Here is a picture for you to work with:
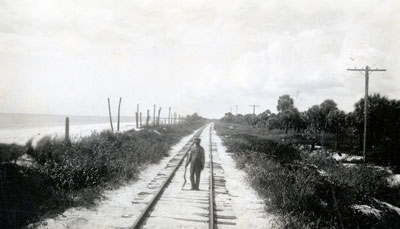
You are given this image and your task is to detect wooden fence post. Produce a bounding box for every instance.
[136,104,139,128]
[135,112,138,128]
[117,97,122,132]
[108,98,114,132]
[153,104,156,126]
[168,107,171,125]
[139,112,142,128]
[146,109,150,126]
[157,107,162,126]
[65,117,70,143]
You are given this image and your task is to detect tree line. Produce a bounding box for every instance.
[221,94,400,167]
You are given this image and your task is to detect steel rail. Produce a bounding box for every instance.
[208,123,215,229]
[130,124,207,229]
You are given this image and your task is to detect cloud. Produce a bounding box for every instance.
[0,0,399,118]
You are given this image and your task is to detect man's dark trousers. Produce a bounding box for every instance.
[190,163,202,190]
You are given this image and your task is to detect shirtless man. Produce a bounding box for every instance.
[185,138,205,190]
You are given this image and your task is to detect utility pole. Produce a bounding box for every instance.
[235,105,238,115]
[347,65,386,163]
[249,105,259,115]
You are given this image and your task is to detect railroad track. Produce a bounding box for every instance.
[129,123,236,229]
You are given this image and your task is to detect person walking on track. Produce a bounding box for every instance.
[185,137,205,190]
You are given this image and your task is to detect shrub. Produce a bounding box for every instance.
[0,143,25,163]
[0,163,68,228]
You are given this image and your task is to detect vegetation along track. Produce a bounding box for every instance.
[130,123,237,229]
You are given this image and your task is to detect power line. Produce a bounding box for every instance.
[347,65,386,163]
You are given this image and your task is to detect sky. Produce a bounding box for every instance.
[0,0,399,118]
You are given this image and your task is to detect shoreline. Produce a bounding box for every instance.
[0,121,138,145]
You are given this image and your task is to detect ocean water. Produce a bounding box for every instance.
[0,113,137,145]
[0,113,135,129]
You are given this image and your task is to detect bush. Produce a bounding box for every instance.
[0,143,25,163]
[0,163,68,228]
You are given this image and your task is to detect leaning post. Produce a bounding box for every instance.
[108,98,114,132]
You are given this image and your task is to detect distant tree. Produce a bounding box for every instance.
[326,109,346,150]
[266,114,281,130]
[290,108,306,132]
[352,94,397,149]
[319,99,338,131]
[186,113,203,123]
[259,109,272,121]
[277,95,294,112]
[221,112,234,123]
[233,114,245,124]
[305,100,339,133]
[279,108,301,133]
[276,95,304,133]
[244,114,258,127]
[255,109,272,127]
[349,94,400,167]
[305,105,322,134]
[297,112,309,132]
[320,100,338,115]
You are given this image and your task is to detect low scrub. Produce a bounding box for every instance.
[215,121,400,229]
[0,143,26,163]
[0,119,205,228]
